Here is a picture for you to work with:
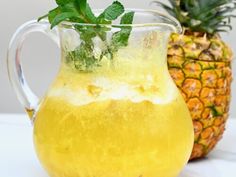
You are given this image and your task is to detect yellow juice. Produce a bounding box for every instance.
[33,53,193,177]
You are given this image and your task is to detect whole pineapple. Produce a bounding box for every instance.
[154,0,235,160]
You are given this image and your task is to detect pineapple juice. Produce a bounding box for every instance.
[33,47,193,177]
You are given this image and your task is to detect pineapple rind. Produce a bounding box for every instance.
[168,33,233,160]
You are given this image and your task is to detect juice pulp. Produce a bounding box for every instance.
[33,56,193,177]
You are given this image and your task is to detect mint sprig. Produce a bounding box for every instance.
[39,0,134,71]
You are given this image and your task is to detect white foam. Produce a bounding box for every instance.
[48,81,177,106]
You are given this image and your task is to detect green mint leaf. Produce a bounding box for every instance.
[85,3,97,23]
[111,11,135,49]
[75,25,97,42]
[61,2,78,13]
[75,0,87,13]
[76,0,87,12]
[56,0,73,6]
[73,1,96,24]
[48,7,62,24]
[51,12,79,28]
[98,1,125,21]
[112,29,130,48]
[120,11,135,24]
[67,43,100,71]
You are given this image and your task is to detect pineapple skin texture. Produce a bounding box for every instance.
[167,32,233,160]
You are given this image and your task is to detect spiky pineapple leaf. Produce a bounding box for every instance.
[154,0,236,34]
[152,1,176,17]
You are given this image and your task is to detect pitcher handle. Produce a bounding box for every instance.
[7,20,60,120]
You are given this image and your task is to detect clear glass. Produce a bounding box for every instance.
[7,10,193,177]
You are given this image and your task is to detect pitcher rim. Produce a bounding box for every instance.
[59,9,182,33]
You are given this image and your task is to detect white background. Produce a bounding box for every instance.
[0,0,235,117]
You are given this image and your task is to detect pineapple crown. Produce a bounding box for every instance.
[153,0,236,34]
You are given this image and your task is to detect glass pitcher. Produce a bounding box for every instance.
[7,10,194,177]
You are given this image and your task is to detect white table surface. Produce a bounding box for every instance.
[0,114,235,177]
